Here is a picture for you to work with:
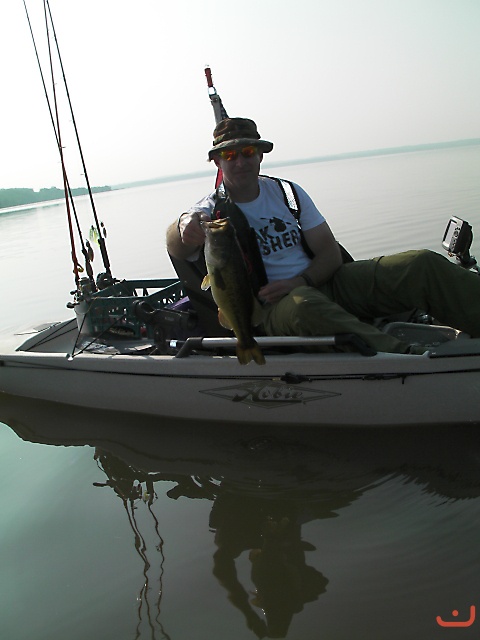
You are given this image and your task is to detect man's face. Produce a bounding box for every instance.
[213,145,263,187]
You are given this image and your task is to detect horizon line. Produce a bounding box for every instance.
[112,137,480,190]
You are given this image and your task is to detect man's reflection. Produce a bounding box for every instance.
[209,492,329,638]
[166,472,361,639]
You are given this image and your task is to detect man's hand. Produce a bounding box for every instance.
[167,211,209,259]
[258,277,305,304]
[177,212,209,247]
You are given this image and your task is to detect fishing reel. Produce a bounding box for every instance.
[133,300,198,353]
[442,216,477,269]
[96,272,117,290]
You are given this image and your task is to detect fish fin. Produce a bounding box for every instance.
[251,297,264,327]
[301,541,317,551]
[200,275,211,291]
[236,341,266,366]
[252,344,266,365]
[218,308,233,330]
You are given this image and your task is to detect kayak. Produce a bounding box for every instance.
[1,275,479,427]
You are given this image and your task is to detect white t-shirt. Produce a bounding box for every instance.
[188,176,325,281]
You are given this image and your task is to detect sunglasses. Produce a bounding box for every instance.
[219,145,258,162]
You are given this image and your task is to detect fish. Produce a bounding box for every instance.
[200,218,265,365]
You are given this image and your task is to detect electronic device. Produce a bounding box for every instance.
[442,216,476,267]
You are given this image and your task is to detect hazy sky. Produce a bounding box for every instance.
[1,0,479,189]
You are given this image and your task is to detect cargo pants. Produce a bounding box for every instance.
[261,250,480,353]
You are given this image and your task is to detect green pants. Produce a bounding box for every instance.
[262,250,480,353]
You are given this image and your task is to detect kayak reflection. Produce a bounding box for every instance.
[1,393,480,639]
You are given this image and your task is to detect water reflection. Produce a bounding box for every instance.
[1,393,480,639]
[208,480,329,638]
[91,441,357,638]
[93,450,171,640]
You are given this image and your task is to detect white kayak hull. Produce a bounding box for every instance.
[1,319,480,427]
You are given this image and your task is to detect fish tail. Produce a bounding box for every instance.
[236,340,266,366]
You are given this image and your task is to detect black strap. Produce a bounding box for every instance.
[261,175,301,220]
[259,175,315,259]
[261,175,353,263]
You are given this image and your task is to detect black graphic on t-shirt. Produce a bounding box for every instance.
[256,218,301,256]
[262,216,287,232]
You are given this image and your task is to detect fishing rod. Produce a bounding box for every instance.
[23,0,95,286]
[204,66,228,188]
[46,0,112,278]
[42,0,81,287]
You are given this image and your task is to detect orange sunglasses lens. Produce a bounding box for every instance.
[219,145,258,161]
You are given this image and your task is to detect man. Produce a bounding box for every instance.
[166,117,480,353]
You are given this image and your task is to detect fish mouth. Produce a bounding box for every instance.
[200,218,230,230]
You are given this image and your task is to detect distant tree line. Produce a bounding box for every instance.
[0,185,112,210]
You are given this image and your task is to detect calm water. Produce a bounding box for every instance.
[1,147,480,639]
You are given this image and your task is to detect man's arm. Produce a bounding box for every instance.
[301,221,343,285]
[258,222,342,304]
[166,211,209,259]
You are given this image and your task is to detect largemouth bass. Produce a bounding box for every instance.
[201,218,265,365]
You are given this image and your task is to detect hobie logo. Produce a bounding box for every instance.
[200,381,340,409]
[436,605,476,627]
